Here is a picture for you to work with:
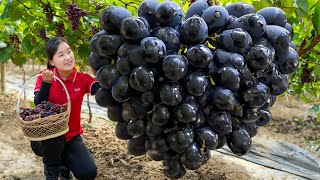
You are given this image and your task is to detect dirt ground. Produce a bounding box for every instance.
[260,96,320,157]
[0,63,319,179]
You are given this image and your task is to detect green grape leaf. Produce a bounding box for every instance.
[312,0,320,34]
[23,28,29,35]
[11,51,28,67]
[252,0,269,11]
[264,0,274,5]
[309,0,318,9]
[0,45,13,63]
[9,5,22,21]
[277,0,293,7]
[1,3,12,19]
[21,38,33,54]
[77,44,90,60]
[34,42,45,59]
[297,0,309,18]
[47,24,55,31]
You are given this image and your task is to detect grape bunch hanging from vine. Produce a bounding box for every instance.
[55,22,65,37]
[42,3,54,23]
[65,4,88,30]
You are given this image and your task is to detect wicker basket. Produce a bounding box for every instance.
[16,74,71,141]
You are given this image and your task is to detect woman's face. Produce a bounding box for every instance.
[49,42,75,73]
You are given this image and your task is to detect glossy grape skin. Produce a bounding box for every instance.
[275,47,299,74]
[211,87,236,111]
[138,0,159,28]
[99,6,132,33]
[155,1,183,27]
[185,0,209,19]
[257,7,287,27]
[179,16,208,45]
[115,121,132,140]
[207,111,233,135]
[226,127,252,156]
[129,65,155,92]
[184,72,209,96]
[162,55,188,81]
[141,37,166,64]
[153,27,181,54]
[215,67,241,91]
[187,45,213,68]
[96,65,120,89]
[225,2,255,18]
[120,17,150,43]
[160,83,183,106]
[265,25,291,53]
[201,6,229,35]
[228,13,266,39]
[111,76,132,102]
[88,52,112,71]
[218,28,252,55]
[196,127,218,150]
[243,82,271,108]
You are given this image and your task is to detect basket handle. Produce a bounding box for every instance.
[16,74,71,114]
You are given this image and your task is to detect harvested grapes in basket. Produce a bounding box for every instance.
[19,101,67,121]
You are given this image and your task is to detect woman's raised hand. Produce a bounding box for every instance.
[42,69,54,84]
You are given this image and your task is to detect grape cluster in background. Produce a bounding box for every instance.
[65,4,88,30]
[19,101,67,121]
[89,0,299,178]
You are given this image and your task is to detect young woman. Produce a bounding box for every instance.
[31,37,101,180]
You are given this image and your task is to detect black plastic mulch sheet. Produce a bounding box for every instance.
[217,138,320,180]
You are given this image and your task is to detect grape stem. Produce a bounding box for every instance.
[118,0,138,10]
[87,93,93,123]
[298,20,320,57]
[16,0,34,14]
[298,35,320,57]
[289,22,319,97]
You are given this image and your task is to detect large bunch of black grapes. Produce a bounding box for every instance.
[89,0,299,178]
